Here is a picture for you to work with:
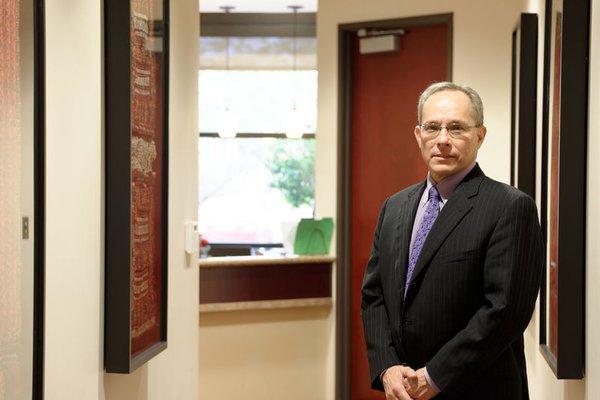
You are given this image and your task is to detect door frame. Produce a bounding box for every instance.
[335,14,453,399]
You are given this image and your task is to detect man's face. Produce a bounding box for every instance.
[414,90,486,183]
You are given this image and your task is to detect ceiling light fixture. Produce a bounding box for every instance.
[286,5,305,139]
[218,5,238,138]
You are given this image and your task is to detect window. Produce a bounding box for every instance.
[198,137,314,244]
[198,15,317,246]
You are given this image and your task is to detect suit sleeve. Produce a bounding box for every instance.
[361,197,402,391]
[426,193,544,395]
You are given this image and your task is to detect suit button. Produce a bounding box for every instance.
[403,320,413,327]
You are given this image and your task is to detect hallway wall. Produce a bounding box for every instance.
[45,1,103,397]
[44,0,199,399]
[198,307,332,400]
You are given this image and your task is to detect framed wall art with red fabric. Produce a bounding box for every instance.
[538,0,588,379]
[105,0,169,374]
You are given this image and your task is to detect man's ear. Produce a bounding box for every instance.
[414,125,423,150]
[476,125,487,148]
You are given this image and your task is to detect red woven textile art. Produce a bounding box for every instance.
[129,0,164,357]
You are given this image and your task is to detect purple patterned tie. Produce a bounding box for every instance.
[404,186,441,298]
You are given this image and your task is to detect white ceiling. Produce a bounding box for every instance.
[200,0,317,13]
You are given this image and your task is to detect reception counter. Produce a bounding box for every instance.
[198,255,335,313]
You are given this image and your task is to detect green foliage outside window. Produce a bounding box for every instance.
[267,139,315,209]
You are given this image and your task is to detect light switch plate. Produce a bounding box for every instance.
[22,217,29,239]
[184,221,198,255]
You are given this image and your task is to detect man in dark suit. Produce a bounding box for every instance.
[361,82,543,400]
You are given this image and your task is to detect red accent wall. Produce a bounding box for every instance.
[350,24,448,399]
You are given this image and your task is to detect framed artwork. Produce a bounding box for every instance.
[0,0,45,397]
[510,13,537,199]
[538,0,588,379]
[105,0,170,373]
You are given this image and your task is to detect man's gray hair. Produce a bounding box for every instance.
[417,82,484,126]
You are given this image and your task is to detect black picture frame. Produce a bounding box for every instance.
[538,0,588,379]
[510,13,537,199]
[33,0,46,396]
[104,0,170,373]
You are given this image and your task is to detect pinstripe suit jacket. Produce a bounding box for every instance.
[361,164,543,399]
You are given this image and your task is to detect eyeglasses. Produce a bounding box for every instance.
[418,122,481,139]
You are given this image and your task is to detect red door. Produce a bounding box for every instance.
[349,23,449,399]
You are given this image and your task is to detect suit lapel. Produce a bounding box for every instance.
[404,164,485,300]
[394,182,425,307]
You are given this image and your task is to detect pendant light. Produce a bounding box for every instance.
[218,5,237,138]
[286,5,304,139]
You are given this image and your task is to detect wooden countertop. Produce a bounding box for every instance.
[199,297,332,313]
[198,255,336,268]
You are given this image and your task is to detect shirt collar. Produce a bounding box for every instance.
[424,161,477,203]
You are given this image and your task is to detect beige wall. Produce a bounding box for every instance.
[198,307,332,400]
[586,2,600,396]
[44,0,199,399]
[45,0,103,397]
[523,0,600,399]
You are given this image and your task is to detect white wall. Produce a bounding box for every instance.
[523,0,600,399]
[316,1,522,398]
[586,3,600,394]
[44,0,199,398]
[45,0,103,397]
